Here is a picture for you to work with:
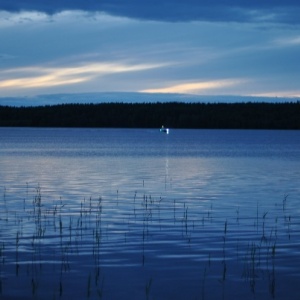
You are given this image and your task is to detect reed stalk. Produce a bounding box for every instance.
[145,278,153,300]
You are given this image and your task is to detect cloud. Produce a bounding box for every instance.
[0,53,16,60]
[274,36,300,47]
[1,5,299,99]
[141,79,243,94]
[252,91,300,98]
[0,62,166,91]
[0,0,300,24]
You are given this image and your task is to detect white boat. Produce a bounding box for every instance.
[160,126,169,134]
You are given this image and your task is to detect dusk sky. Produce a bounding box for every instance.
[1,0,300,103]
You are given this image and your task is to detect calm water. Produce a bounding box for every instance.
[0,128,300,300]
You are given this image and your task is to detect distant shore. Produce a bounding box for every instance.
[1,102,299,129]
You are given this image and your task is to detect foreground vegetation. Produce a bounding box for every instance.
[0,102,300,129]
[1,182,298,299]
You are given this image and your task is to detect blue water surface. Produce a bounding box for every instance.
[0,128,300,299]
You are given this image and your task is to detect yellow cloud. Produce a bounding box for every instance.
[251,91,300,98]
[0,76,88,89]
[0,62,164,90]
[141,79,241,94]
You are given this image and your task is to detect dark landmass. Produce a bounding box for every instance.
[0,92,293,106]
[0,102,299,129]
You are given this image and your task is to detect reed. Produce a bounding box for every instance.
[0,183,298,299]
[261,212,268,241]
[282,194,288,212]
[59,279,63,297]
[183,203,188,235]
[269,242,276,298]
[145,278,153,300]
[242,242,258,293]
[173,199,177,225]
[96,274,104,299]
[201,266,207,300]
[15,231,20,276]
[87,272,91,298]
[255,201,259,230]
[133,191,137,218]
[2,187,8,222]
[31,277,38,296]
[236,206,240,224]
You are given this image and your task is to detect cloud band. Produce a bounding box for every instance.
[0,0,299,24]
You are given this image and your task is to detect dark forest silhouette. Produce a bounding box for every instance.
[1,102,299,129]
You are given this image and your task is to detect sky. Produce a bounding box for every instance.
[1,0,300,104]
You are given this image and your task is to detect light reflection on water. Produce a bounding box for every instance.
[0,128,300,299]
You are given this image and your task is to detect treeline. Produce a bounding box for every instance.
[0,102,299,129]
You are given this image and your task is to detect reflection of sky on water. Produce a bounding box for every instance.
[1,128,300,299]
[1,128,300,204]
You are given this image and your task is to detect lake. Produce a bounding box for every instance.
[0,127,300,299]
